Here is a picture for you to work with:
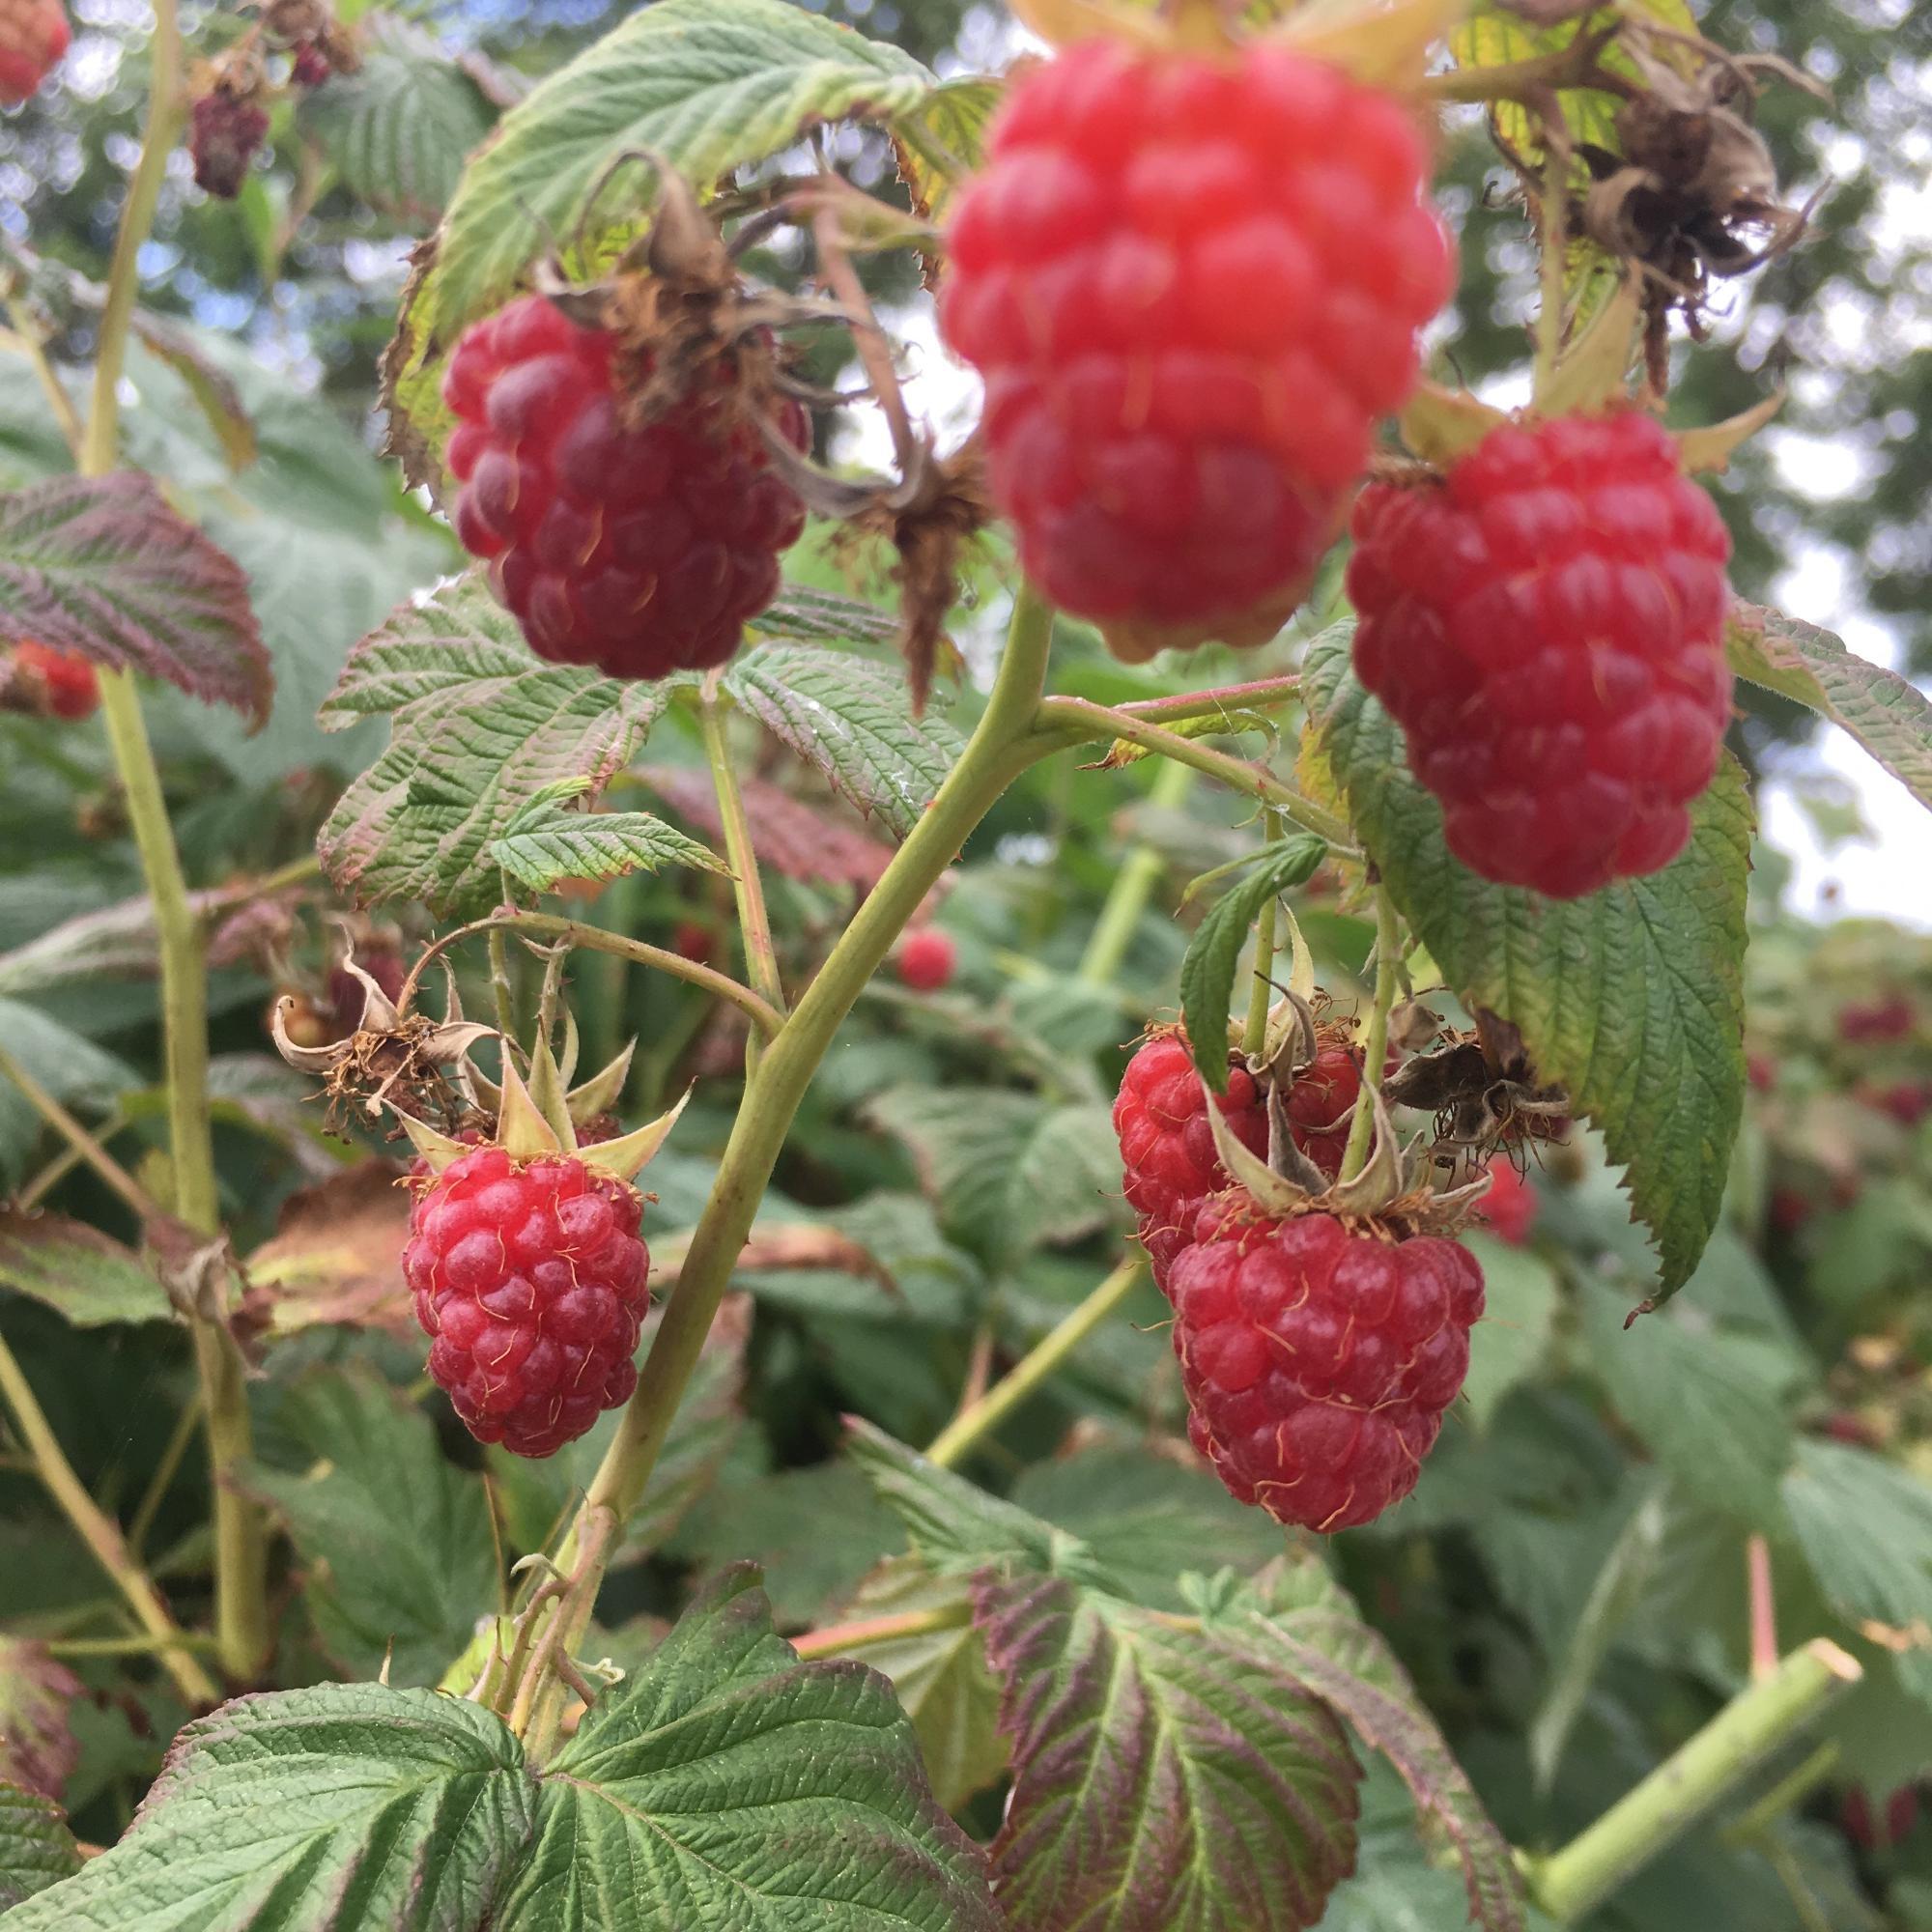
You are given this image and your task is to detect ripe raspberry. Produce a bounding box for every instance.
[940,40,1451,660]
[1350,412,1733,897]
[1838,994,1914,1044]
[442,295,808,679]
[1282,1042,1361,1179]
[0,0,68,104]
[403,1144,650,1457]
[1171,1205,1484,1530]
[189,86,270,198]
[1114,1032,1267,1289]
[896,925,956,992]
[12,639,98,719]
[1475,1162,1536,1244]
[1869,1079,1932,1128]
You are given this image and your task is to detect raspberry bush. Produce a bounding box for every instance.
[4,0,1931,1927]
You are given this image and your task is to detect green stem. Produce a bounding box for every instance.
[1242,808,1284,1057]
[1337,886,1399,1184]
[0,1334,216,1705]
[487,925,517,1037]
[0,1044,157,1223]
[1113,675,1300,725]
[1722,1741,1840,1846]
[790,1603,970,1660]
[44,1630,221,1661]
[80,0,266,1686]
[1534,139,1570,390]
[699,685,786,1072]
[128,1390,202,1562]
[925,1256,1146,1469]
[1077,758,1195,986]
[1523,1640,1861,1924]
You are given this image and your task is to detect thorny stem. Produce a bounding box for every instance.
[0,1043,159,1224]
[81,0,267,1686]
[925,1256,1147,1470]
[699,683,786,1072]
[791,1603,971,1661]
[1338,887,1400,1184]
[0,1333,216,1705]
[1077,758,1196,986]
[487,925,518,1037]
[1243,808,1284,1058]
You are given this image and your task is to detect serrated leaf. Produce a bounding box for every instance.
[1728,604,1932,815]
[317,572,671,914]
[1305,629,1749,1297]
[750,582,901,649]
[0,473,270,724]
[495,1564,999,1931]
[0,1686,535,1930]
[726,644,964,838]
[242,1368,497,1685]
[491,801,725,895]
[0,1783,81,1910]
[0,1639,80,1799]
[128,314,257,470]
[893,74,1004,224]
[0,1211,173,1327]
[976,1571,1360,1931]
[866,1086,1126,1264]
[641,763,896,891]
[300,20,497,224]
[1179,836,1327,1092]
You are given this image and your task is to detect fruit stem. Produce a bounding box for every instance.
[1338,886,1400,1184]
[1078,758,1196,986]
[1111,674,1300,726]
[80,0,268,1689]
[1522,1639,1861,1923]
[699,680,787,1071]
[924,1255,1146,1470]
[790,1602,972,1660]
[0,1041,160,1224]
[1243,808,1284,1057]
[0,1332,217,1706]
[487,924,518,1037]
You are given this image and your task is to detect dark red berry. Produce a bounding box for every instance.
[671,920,715,966]
[403,1144,650,1458]
[896,926,956,992]
[1172,1202,1483,1530]
[1349,412,1733,898]
[327,952,405,1037]
[0,0,68,104]
[13,639,98,719]
[1870,1079,1932,1127]
[1842,1782,1918,1852]
[1838,995,1915,1044]
[940,39,1451,661]
[189,87,270,198]
[441,294,808,679]
[1475,1162,1536,1245]
[1747,1051,1775,1092]
[289,40,330,86]
[1769,1186,1812,1235]
[1283,1042,1361,1179]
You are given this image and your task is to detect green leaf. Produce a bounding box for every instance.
[242,1368,497,1685]
[0,473,271,724]
[423,0,936,344]
[0,1000,136,1190]
[1728,604,1932,816]
[726,644,964,839]
[0,1639,79,1799]
[1305,628,1749,1297]
[1179,835,1326,1091]
[0,1210,173,1326]
[1782,1440,1932,1707]
[317,572,673,913]
[299,20,497,224]
[1576,1283,1794,1529]
[750,582,901,649]
[0,1686,534,1930]
[866,1086,1127,1264]
[892,74,1004,224]
[0,1783,81,1911]
[976,1571,1360,1931]
[496,1565,999,1930]
[491,798,725,895]
[1459,1234,1559,1432]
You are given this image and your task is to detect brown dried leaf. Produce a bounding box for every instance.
[0,1640,80,1801]
[242,1161,416,1340]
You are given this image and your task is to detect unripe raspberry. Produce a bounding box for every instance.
[1172,1203,1484,1530]
[12,639,98,719]
[403,1144,650,1458]
[896,925,956,992]
[189,87,270,198]
[1475,1162,1536,1244]
[1349,411,1733,898]
[442,294,808,679]
[941,39,1452,660]
[0,0,68,104]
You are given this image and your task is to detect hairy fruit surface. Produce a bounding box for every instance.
[442,294,808,679]
[940,38,1451,661]
[1349,411,1733,898]
[403,1144,650,1458]
[0,0,68,104]
[1172,1205,1484,1530]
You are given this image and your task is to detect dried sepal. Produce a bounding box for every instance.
[1264,1081,1339,1195]
[1675,391,1781,473]
[1397,381,1509,467]
[1322,1087,1404,1218]
[1207,1093,1315,1217]
[578,1085,692,1186]
[567,1038,638,1126]
[395,1111,469,1175]
[1533,272,1643,416]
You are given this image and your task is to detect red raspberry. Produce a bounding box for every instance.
[1171,1204,1484,1530]
[289,40,331,86]
[1282,1042,1361,1179]
[1871,1080,1932,1128]
[403,1144,650,1458]
[0,0,68,104]
[671,920,715,966]
[1838,995,1915,1044]
[1349,412,1733,898]
[1475,1162,1536,1245]
[1114,1033,1267,1290]
[940,39,1451,661]
[189,87,270,198]
[896,925,956,992]
[13,639,98,719]
[442,295,808,679]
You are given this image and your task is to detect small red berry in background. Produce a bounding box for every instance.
[441,294,808,679]
[0,0,69,105]
[1747,1051,1776,1092]
[1283,1043,1362,1179]
[1837,994,1915,1044]
[1172,1202,1484,1531]
[403,1144,650,1458]
[1841,1782,1919,1852]
[671,921,715,966]
[940,39,1451,661]
[1869,1079,1932,1127]
[1769,1186,1813,1235]
[188,85,270,198]
[1349,412,1733,898]
[1475,1163,1537,1245]
[12,639,99,720]
[289,39,331,87]
[896,925,956,992]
